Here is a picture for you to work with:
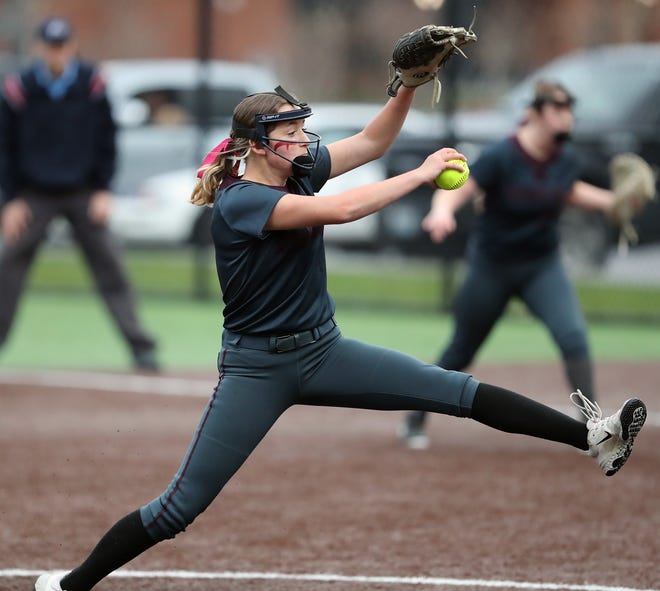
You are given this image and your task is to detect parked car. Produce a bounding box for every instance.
[103,59,278,195]
[110,102,442,247]
[91,58,275,247]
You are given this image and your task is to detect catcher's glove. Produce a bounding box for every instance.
[386,15,477,103]
[607,153,657,251]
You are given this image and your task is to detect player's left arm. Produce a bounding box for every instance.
[324,87,416,179]
[89,67,117,195]
[565,180,613,213]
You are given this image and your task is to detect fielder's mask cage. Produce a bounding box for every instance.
[232,86,321,178]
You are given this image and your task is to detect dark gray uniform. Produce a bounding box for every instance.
[52,138,602,591]
[139,146,480,540]
[406,136,593,433]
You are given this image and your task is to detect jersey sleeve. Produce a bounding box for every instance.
[220,182,287,238]
[218,146,330,237]
[469,139,508,193]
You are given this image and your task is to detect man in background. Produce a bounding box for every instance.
[0,16,159,370]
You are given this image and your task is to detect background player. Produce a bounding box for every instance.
[400,80,630,450]
[34,81,646,591]
[0,16,158,370]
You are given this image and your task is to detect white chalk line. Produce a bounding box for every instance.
[1,568,658,591]
[0,369,658,427]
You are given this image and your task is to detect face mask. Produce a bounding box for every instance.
[232,86,321,177]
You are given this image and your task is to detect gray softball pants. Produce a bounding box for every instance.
[439,250,592,389]
[0,189,155,356]
[406,249,593,431]
[140,324,479,541]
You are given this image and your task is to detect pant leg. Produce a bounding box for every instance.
[0,193,60,346]
[140,346,297,541]
[409,254,513,429]
[63,191,156,356]
[300,330,586,451]
[299,329,479,417]
[520,253,594,399]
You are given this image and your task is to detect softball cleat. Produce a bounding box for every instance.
[571,389,647,476]
[34,572,65,591]
[397,422,430,450]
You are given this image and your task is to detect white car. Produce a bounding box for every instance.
[110,102,443,247]
[111,168,205,245]
[102,59,277,196]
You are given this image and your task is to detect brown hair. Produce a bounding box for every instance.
[529,79,575,112]
[190,92,290,206]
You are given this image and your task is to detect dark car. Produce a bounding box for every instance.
[383,43,660,267]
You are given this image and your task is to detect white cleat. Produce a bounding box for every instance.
[571,389,647,476]
[397,423,430,450]
[34,572,65,591]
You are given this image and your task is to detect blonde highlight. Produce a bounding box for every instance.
[189,91,292,206]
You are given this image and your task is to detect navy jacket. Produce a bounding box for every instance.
[0,59,116,203]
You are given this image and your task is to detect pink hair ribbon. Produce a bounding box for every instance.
[196,138,232,178]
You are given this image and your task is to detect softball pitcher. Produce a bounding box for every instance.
[34,84,647,591]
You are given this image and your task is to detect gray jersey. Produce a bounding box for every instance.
[211,146,334,334]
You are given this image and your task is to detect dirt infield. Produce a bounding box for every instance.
[1,361,658,591]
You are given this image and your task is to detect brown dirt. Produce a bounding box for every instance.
[1,361,658,591]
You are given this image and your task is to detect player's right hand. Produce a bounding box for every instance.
[1,198,32,243]
[419,147,466,186]
[421,204,456,243]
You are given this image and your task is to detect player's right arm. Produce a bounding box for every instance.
[265,147,465,231]
[422,178,480,243]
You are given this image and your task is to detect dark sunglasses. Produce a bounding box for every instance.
[533,95,576,110]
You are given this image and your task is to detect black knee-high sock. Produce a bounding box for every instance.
[471,383,589,450]
[60,510,157,591]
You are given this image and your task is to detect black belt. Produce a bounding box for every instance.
[225,317,337,353]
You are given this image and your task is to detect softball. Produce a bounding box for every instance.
[434,159,469,190]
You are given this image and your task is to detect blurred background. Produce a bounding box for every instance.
[0,0,659,369]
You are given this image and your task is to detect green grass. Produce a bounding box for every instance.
[1,290,658,371]
[25,246,660,321]
[1,246,656,370]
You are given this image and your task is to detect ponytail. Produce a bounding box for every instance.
[190,90,290,206]
[190,138,250,206]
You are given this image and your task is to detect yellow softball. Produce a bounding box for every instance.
[434,158,469,190]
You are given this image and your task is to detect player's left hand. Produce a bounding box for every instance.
[386,18,477,103]
[422,203,457,243]
[0,198,32,243]
[608,153,657,248]
[88,190,114,225]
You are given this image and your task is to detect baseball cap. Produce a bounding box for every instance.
[36,16,73,44]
